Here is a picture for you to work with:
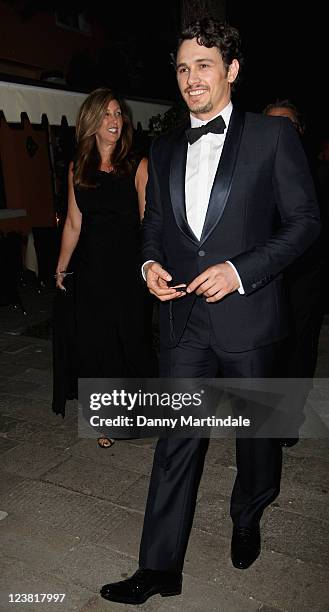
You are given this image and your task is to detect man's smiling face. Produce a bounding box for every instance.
[176,37,239,121]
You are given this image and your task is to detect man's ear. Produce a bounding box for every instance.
[227,59,239,84]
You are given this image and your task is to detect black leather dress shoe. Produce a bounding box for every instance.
[231,524,261,570]
[100,568,182,605]
[278,437,299,448]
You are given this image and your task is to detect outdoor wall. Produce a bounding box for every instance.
[0,2,105,81]
[0,116,54,234]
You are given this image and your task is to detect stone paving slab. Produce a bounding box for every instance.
[11,349,52,370]
[0,394,76,425]
[70,439,157,475]
[156,574,262,612]
[183,528,329,611]
[19,384,53,401]
[125,438,157,448]
[0,362,32,378]
[22,422,80,449]
[257,607,285,612]
[0,558,93,612]
[79,595,161,612]
[78,575,264,612]
[197,462,237,499]
[0,437,22,454]
[0,514,82,574]
[0,413,26,433]
[0,441,68,478]
[43,456,143,502]
[291,455,329,492]
[0,376,44,396]
[0,350,17,364]
[279,452,312,483]
[0,413,50,442]
[203,439,236,467]
[310,383,329,399]
[0,393,12,410]
[96,510,144,557]
[300,402,329,438]
[272,479,329,522]
[0,469,26,496]
[1,340,34,354]
[192,490,232,539]
[52,545,164,611]
[114,474,150,513]
[285,437,329,459]
[11,367,52,385]
[0,478,137,545]
[262,507,329,565]
[52,543,138,593]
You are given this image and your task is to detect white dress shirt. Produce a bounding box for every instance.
[186,103,231,238]
[185,102,243,293]
[143,101,244,293]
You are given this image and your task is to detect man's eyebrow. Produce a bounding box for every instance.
[176,58,215,69]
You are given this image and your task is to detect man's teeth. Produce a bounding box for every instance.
[189,90,206,96]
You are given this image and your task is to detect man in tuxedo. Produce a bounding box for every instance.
[263,100,324,382]
[101,19,320,605]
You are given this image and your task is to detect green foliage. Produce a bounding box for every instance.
[148,101,189,136]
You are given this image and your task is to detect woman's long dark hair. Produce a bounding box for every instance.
[74,88,133,188]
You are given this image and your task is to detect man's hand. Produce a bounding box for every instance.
[186,262,239,302]
[145,262,186,301]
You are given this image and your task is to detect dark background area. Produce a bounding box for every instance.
[81,0,327,148]
[226,2,328,148]
[3,1,328,146]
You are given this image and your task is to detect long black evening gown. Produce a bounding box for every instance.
[52,159,157,416]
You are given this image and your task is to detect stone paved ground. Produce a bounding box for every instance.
[0,284,329,612]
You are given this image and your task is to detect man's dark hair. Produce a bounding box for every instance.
[176,18,243,83]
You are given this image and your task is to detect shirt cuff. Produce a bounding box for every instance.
[226,261,245,294]
[141,260,155,281]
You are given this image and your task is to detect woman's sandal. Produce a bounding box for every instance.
[97,437,115,449]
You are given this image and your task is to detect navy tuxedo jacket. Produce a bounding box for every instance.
[142,109,321,351]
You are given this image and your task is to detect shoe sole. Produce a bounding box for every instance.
[100,587,182,604]
[160,588,182,597]
[231,549,260,570]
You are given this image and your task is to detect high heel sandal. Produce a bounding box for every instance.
[97,437,115,448]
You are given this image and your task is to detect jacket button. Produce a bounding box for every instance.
[251,283,257,289]
[198,250,205,257]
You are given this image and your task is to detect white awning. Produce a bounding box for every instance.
[0,80,171,129]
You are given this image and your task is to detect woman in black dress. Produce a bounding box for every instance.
[53,88,157,444]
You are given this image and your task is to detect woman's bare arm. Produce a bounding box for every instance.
[55,162,82,289]
[135,157,148,221]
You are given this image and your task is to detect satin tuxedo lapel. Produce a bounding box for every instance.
[169,124,200,245]
[200,109,245,245]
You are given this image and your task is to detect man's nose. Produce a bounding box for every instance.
[187,68,201,85]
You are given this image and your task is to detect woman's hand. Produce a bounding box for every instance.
[55,270,67,291]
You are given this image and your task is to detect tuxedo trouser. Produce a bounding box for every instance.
[139,297,282,571]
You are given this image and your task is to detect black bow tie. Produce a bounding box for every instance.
[185,115,226,145]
